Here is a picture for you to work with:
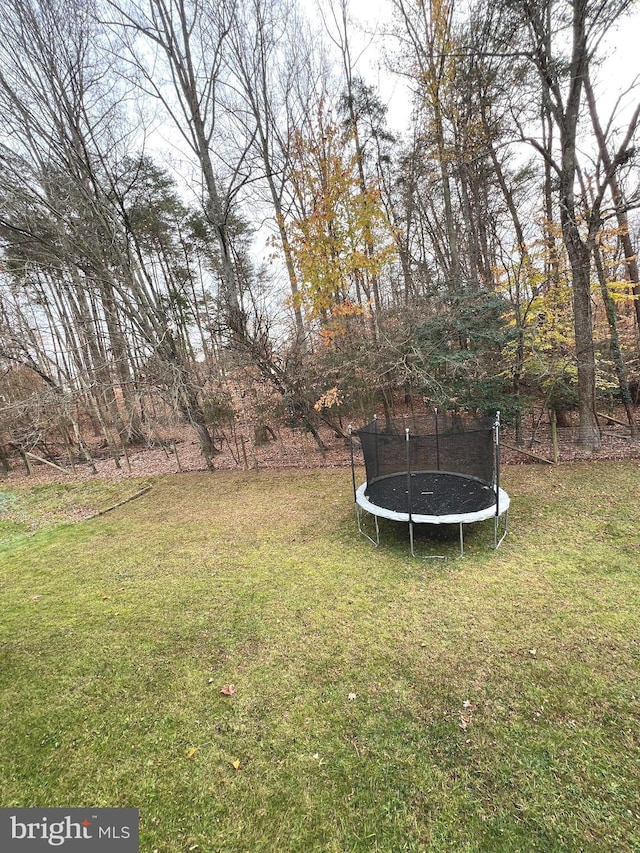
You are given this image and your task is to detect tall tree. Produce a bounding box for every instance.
[392,0,464,294]
[506,0,638,450]
[287,111,396,328]
[226,0,316,347]
[105,0,248,338]
[0,0,226,466]
[583,73,640,339]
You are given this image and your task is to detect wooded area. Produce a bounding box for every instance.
[1,0,639,475]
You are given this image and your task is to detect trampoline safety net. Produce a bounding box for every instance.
[355,413,498,517]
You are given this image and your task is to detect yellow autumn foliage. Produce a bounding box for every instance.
[287,118,397,326]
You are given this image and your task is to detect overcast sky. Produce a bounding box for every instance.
[342,0,640,136]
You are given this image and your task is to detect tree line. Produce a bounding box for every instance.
[0,0,638,474]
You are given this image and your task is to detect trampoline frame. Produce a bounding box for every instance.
[349,412,510,557]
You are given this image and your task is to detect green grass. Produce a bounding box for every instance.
[1,462,639,852]
[0,478,153,550]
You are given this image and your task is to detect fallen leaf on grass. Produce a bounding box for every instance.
[231,759,240,770]
[459,700,473,731]
[220,684,235,696]
[186,747,198,759]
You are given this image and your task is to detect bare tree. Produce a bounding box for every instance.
[103,0,252,338]
[391,0,464,295]
[506,0,638,450]
[584,74,640,339]
[0,0,226,467]
[225,0,318,347]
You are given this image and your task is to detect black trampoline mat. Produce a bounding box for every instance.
[365,471,496,516]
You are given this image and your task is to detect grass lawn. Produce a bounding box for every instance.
[1,462,639,852]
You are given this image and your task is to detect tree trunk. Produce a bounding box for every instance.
[593,238,636,434]
[584,75,640,340]
[563,224,600,449]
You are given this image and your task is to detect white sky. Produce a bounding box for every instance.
[343,0,640,136]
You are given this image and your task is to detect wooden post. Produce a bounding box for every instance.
[240,434,249,470]
[550,409,559,463]
[61,430,77,474]
[20,451,33,476]
[171,439,183,472]
[120,440,132,474]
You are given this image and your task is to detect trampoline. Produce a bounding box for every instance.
[349,411,510,556]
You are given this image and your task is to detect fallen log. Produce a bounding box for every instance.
[85,485,152,520]
[25,451,71,475]
[596,412,633,430]
[501,441,555,465]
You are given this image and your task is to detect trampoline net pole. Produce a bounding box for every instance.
[494,411,501,518]
[373,414,379,481]
[405,427,413,554]
[348,425,357,504]
[352,412,509,558]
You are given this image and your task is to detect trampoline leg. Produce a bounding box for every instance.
[407,523,447,560]
[494,510,509,549]
[355,504,380,548]
[459,523,464,557]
